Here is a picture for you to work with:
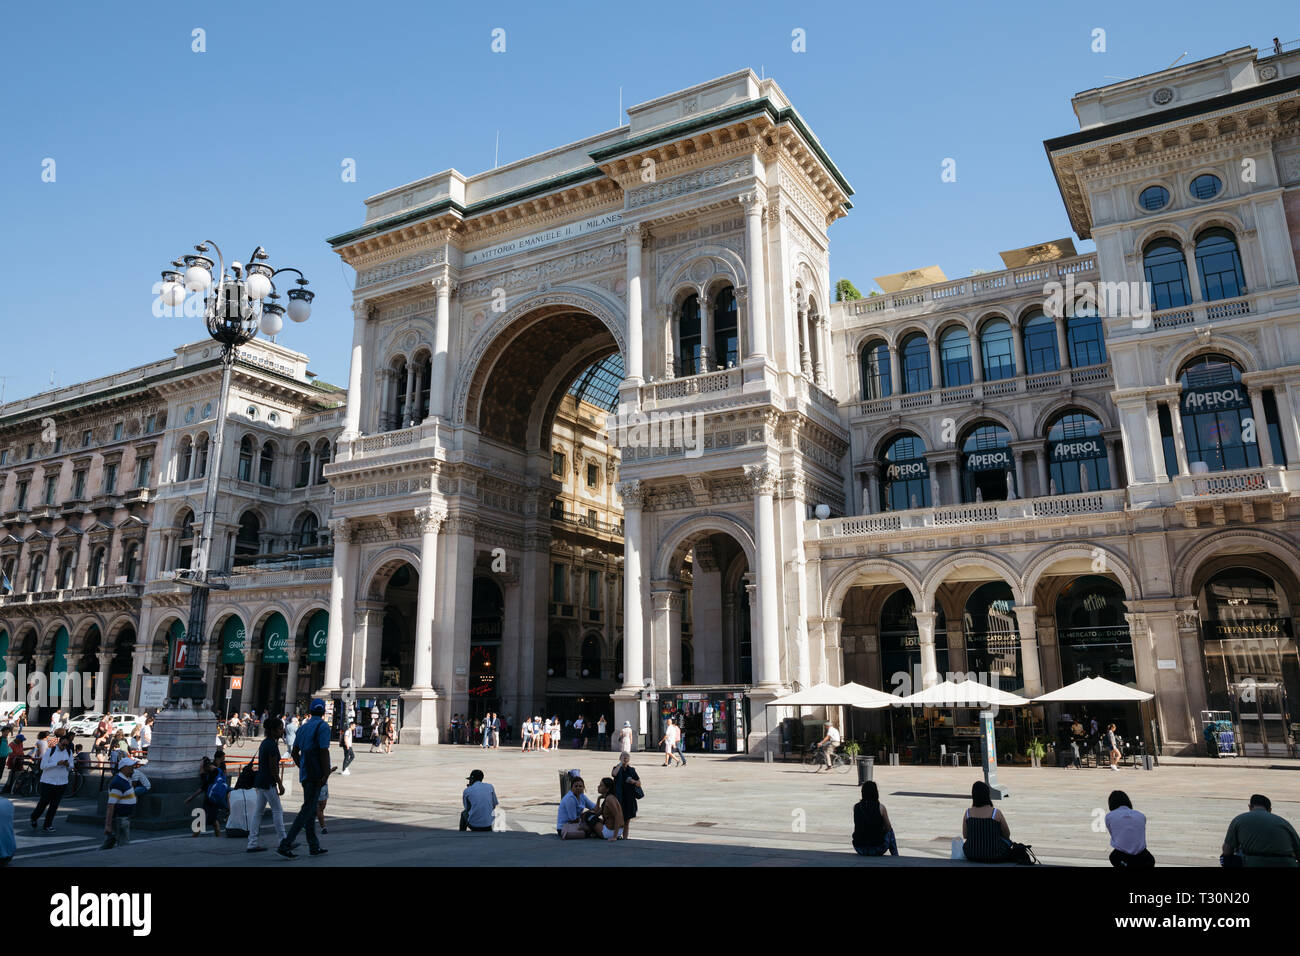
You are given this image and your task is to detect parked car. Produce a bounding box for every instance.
[109,714,144,737]
[66,711,105,735]
[0,702,28,730]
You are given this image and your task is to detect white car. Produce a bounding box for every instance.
[109,714,143,736]
[66,712,105,735]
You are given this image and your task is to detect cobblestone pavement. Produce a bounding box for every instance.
[10,743,1298,866]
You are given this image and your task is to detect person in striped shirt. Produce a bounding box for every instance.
[101,756,139,849]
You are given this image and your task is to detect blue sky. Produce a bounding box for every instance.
[1,1,1294,399]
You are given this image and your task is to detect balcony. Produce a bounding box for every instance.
[0,582,143,609]
[1172,467,1287,499]
[812,488,1130,539]
[550,509,624,539]
[640,367,742,406]
[336,420,442,466]
[1147,294,1253,332]
[851,364,1112,418]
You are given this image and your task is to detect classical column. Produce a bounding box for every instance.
[242,645,260,716]
[403,362,416,425]
[699,293,713,371]
[812,313,827,387]
[664,303,678,379]
[342,302,368,439]
[323,518,351,691]
[1011,324,1026,378]
[617,480,645,690]
[864,463,881,515]
[744,463,782,688]
[1248,388,1276,466]
[94,652,112,713]
[1160,399,1186,476]
[1012,605,1044,697]
[888,345,902,396]
[797,295,812,377]
[430,276,452,420]
[1104,438,1119,488]
[1146,398,1169,478]
[651,585,683,686]
[1055,317,1070,369]
[929,338,942,389]
[623,224,645,383]
[913,610,939,689]
[284,640,299,712]
[1013,451,1027,498]
[1036,447,1050,495]
[739,192,768,359]
[413,506,445,689]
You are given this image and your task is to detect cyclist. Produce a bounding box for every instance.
[815,721,842,772]
[226,714,243,746]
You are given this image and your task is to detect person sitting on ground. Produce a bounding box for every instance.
[556,776,597,839]
[1105,790,1154,867]
[853,780,899,857]
[460,769,498,832]
[594,778,625,841]
[962,780,1012,863]
[1221,793,1300,867]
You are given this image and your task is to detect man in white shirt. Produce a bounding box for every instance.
[816,722,842,771]
[1105,791,1154,866]
[460,769,498,832]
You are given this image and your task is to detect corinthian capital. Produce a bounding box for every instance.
[414,506,447,534]
[616,479,645,509]
[352,300,370,321]
[738,191,767,217]
[742,463,777,496]
[328,518,352,543]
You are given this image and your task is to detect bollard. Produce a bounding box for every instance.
[857,756,874,784]
[889,753,900,766]
[1141,755,1154,771]
[764,749,773,764]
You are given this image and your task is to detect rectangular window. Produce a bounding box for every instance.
[552,563,565,602]
[44,475,57,505]
[145,414,156,433]
[16,480,29,510]
[136,457,151,488]
[25,443,34,460]
[587,570,599,608]
[113,422,123,441]
[73,470,86,499]
[1263,389,1287,466]
[82,430,92,448]
[586,463,598,488]
[552,452,565,477]
[0,450,7,466]
[53,437,62,454]
[103,463,118,494]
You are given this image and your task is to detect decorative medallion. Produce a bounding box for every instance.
[1258,65,1278,81]
[1152,87,1174,106]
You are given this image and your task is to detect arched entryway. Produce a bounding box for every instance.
[379,563,418,688]
[469,577,503,718]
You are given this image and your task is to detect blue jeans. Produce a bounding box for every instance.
[854,830,899,856]
[282,779,323,851]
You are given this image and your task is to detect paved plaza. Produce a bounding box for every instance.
[8,742,1297,866]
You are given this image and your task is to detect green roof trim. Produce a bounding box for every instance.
[327,96,853,250]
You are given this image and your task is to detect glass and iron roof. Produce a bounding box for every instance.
[567,352,624,412]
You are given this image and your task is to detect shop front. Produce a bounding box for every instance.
[339,694,403,744]
[655,688,747,754]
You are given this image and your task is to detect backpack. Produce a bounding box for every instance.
[206,769,230,806]
[235,754,258,790]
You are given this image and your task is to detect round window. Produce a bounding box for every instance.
[1189,174,1222,201]
[1138,185,1169,211]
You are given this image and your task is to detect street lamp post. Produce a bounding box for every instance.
[158,241,313,707]
[132,242,313,814]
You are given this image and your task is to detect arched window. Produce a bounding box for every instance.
[879,589,948,683]
[124,543,141,583]
[1195,228,1246,302]
[1067,306,1106,368]
[939,326,973,387]
[899,333,931,394]
[237,436,254,482]
[960,423,1016,502]
[678,294,701,376]
[177,436,193,482]
[580,634,601,678]
[1143,238,1191,310]
[980,318,1015,381]
[176,508,194,570]
[1047,410,1109,493]
[236,512,261,558]
[295,512,319,549]
[258,441,275,487]
[860,339,892,399]
[881,434,930,511]
[963,582,1022,689]
[1022,310,1060,374]
[88,547,106,587]
[194,433,209,479]
[713,286,739,369]
[27,554,45,592]
[313,440,331,484]
[1056,576,1134,685]
[547,632,567,678]
[295,443,312,488]
[418,353,432,421]
[392,358,409,428]
[1178,354,1259,472]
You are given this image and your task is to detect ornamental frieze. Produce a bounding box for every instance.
[627,159,750,209]
[458,243,623,300]
[357,251,446,288]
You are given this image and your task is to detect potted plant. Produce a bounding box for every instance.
[1024,737,1046,768]
[843,740,862,762]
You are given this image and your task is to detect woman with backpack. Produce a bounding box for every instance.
[183,752,228,837]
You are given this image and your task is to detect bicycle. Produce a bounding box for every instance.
[12,763,39,797]
[803,744,852,774]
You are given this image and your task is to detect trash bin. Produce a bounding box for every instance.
[559,769,579,800]
[857,756,874,784]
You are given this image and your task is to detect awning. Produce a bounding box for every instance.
[1032,676,1153,703]
[896,679,1031,708]
[842,681,900,710]
[764,682,859,707]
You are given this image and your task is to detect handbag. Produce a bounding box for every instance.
[1008,842,1040,865]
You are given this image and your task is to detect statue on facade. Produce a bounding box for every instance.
[1005,470,1016,500]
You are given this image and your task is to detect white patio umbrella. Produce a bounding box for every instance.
[1032,676,1153,703]
[766,682,860,707]
[842,681,900,709]
[896,679,1031,708]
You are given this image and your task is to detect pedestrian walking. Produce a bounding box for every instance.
[597,715,609,751]
[100,756,139,849]
[618,720,633,755]
[1,734,26,794]
[610,751,641,840]
[550,716,562,751]
[852,781,899,856]
[460,769,498,832]
[31,732,73,832]
[659,719,683,767]
[384,716,396,754]
[1105,723,1121,770]
[1221,794,1300,866]
[340,722,355,775]
[278,698,332,859]
[246,717,288,854]
[573,715,584,749]
[674,721,688,765]
[481,716,491,749]
[490,712,500,749]
[1105,790,1154,866]
[140,715,153,753]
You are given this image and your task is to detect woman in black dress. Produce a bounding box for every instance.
[610,751,642,840]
